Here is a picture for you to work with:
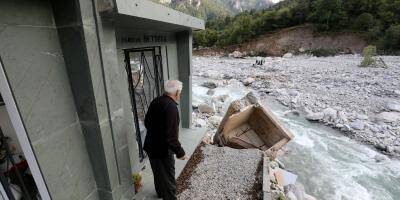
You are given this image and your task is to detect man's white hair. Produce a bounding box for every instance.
[164,80,183,94]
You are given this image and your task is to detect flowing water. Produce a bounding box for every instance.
[193,83,400,200]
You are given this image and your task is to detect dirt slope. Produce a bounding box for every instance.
[194,25,367,56]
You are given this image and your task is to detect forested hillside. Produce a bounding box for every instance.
[194,0,400,52]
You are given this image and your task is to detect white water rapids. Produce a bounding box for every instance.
[193,83,400,200]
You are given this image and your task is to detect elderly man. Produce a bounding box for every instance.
[144,80,188,200]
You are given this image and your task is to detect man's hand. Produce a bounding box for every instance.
[178,155,188,160]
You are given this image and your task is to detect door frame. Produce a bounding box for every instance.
[124,46,165,161]
[0,58,51,200]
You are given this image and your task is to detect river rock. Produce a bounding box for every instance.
[223,74,233,80]
[356,114,369,120]
[195,118,207,128]
[385,102,400,112]
[374,154,388,162]
[201,81,218,89]
[286,191,297,200]
[284,184,304,200]
[374,143,387,151]
[230,50,243,58]
[243,77,255,86]
[375,112,400,123]
[337,111,348,123]
[288,90,300,97]
[350,120,365,130]
[198,104,215,113]
[306,112,324,121]
[208,115,222,127]
[206,89,215,96]
[323,107,337,121]
[283,53,293,58]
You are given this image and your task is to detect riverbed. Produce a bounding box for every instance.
[192,55,400,200]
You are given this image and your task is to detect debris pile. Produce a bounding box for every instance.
[177,145,263,200]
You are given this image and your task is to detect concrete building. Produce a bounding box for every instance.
[0,0,204,199]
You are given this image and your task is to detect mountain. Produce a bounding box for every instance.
[152,0,276,20]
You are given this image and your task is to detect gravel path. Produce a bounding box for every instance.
[193,55,400,157]
[177,145,263,200]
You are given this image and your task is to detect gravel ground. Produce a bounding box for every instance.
[177,145,263,200]
[193,55,400,157]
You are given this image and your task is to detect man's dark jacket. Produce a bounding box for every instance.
[143,95,185,159]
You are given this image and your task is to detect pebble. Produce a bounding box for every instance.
[178,145,262,200]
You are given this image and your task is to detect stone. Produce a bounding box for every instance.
[201,81,218,89]
[385,102,400,112]
[283,53,293,58]
[284,184,304,200]
[323,107,337,121]
[350,120,365,130]
[337,111,348,123]
[375,112,400,123]
[206,89,215,96]
[356,114,369,120]
[208,116,222,127]
[305,112,324,121]
[243,77,255,86]
[288,90,300,97]
[223,74,233,80]
[374,143,387,151]
[231,50,243,58]
[374,154,388,162]
[195,118,207,128]
[198,104,215,113]
[287,191,297,200]
[284,110,301,117]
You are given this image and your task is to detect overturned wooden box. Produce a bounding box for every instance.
[214,93,294,151]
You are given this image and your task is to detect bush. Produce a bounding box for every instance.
[360,45,377,67]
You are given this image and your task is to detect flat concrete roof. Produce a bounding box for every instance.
[115,0,205,31]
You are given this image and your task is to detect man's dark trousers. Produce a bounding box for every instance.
[149,151,176,200]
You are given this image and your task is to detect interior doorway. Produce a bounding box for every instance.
[124,46,165,161]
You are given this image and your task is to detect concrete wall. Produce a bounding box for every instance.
[0,1,99,199]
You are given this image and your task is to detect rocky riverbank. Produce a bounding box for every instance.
[192,55,400,158]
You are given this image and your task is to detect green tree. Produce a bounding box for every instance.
[354,13,375,31]
[383,25,400,50]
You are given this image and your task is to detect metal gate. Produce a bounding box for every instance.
[124,47,164,161]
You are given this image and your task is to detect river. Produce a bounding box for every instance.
[193,83,400,200]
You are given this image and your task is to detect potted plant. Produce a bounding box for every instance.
[132,172,143,193]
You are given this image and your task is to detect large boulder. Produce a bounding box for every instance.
[385,102,400,112]
[198,104,215,113]
[243,77,255,86]
[350,120,365,130]
[375,112,400,123]
[201,81,218,89]
[230,50,243,58]
[306,112,324,121]
[322,107,337,121]
[283,53,293,58]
